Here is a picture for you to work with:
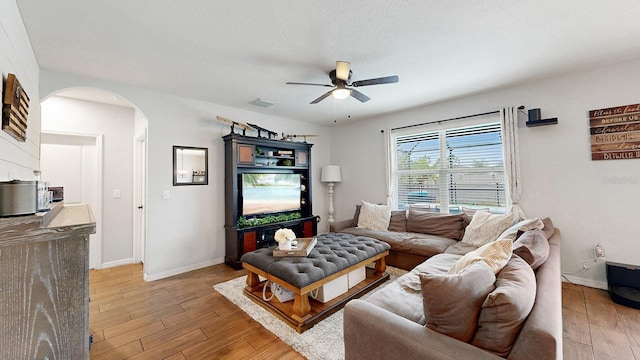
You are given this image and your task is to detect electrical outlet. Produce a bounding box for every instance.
[595,244,605,259]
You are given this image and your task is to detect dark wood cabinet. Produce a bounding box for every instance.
[223,133,318,269]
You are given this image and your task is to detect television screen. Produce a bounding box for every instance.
[242,173,301,216]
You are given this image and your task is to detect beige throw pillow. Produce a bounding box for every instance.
[420,261,496,342]
[461,211,514,247]
[448,239,513,275]
[357,201,391,231]
[472,255,536,356]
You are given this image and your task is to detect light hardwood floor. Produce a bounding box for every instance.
[90,263,640,359]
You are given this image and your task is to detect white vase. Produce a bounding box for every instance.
[279,240,292,250]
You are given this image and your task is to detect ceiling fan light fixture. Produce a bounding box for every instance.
[335,61,351,81]
[332,88,351,100]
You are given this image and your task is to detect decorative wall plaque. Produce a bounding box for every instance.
[2,73,30,142]
[589,103,640,161]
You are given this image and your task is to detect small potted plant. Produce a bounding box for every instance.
[274,228,296,250]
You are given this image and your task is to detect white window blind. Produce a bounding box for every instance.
[393,122,506,213]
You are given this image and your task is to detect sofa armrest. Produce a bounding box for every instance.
[344,299,502,360]
[330,219,353,232]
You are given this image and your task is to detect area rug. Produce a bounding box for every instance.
[213,266,406,360]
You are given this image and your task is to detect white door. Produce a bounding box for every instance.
[134,135,147,264]
[40,132,103,269]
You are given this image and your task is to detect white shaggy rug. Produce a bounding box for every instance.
[213,267,406,360]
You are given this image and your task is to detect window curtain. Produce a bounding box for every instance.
[384,127,393,206]
[500,107,526,220]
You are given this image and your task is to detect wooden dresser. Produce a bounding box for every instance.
[0,203,96,359]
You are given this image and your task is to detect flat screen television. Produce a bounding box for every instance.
[241,173,301,216]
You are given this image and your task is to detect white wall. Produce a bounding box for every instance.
[40,70,332,280]
[41,96,135,265]
[331,59,640,289]
[0,0,40,180]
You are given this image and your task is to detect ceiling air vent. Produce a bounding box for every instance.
[249,98,275,108]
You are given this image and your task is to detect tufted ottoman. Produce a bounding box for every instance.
[241,232,390,333]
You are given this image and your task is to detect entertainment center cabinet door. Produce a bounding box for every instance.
[295,150,308,167]
[243,231,258,253]
[238,144,254,164]
[302,218,316,238]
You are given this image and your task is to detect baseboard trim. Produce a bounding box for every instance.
[99,258,135,270]
[562,275,607,290]
[144,257,225,282]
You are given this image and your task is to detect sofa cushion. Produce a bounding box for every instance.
[366,271,427,325]
[448,239,513,275]
[497,217,544,241]
[444,241,478,256]
[337,227,411,252]
[387,210,407,232]
[405,233,457,257]
[513,229,550,270]
[358,201,391,231]
[472,255,536,356]
[406,208,466,240]
[420,261,496,342]
[461,211,514,247]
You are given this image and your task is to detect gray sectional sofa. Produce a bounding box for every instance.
[332,206,562,359]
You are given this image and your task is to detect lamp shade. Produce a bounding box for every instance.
[321,165,341,183]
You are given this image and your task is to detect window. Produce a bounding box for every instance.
[393,122,506,213]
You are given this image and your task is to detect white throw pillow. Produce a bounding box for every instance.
[497,217,544,241]
[461,211,514,247]
[448,238,513,275]
[357,201,391,231]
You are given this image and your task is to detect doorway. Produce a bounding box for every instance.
[40,87,149,274]
[40,131,103,269]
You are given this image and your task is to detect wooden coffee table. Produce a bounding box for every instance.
[242,249,389,333]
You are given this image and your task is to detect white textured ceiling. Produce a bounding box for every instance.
[16,1,640,124]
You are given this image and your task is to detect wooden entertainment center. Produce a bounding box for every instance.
[223,133,318,269]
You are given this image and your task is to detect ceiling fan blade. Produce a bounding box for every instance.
[351,75,399,87]
[336,61,351,81]
[286,81,333,87]
[310,90,334,104]
[350,88,371,103]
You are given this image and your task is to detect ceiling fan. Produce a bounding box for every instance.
[286,61,399,104]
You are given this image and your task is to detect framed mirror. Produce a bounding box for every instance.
[173,146,208,186]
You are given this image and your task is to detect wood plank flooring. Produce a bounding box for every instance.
[90,263,640,359]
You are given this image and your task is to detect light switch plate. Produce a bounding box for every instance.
[162,190,170,199]
[112,189,121,198]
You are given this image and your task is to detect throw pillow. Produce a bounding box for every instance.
[497,217,544,241]
[420,261,496,342]
[461,211,514,247]
[357,201,391,231]
[350,204,362,228]
[513,229,550,270]
[472,255,536,356]
[387,210,407,232]
[448,238,513,275]
[406,207,465,240]
[541,217,555,239]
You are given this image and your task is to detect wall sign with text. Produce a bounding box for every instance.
[589,103,640,161]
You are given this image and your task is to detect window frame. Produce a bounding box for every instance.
[390,115,506,213]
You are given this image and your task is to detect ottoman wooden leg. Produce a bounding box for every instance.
[291,293,311,322]
[246,270,261,292]
[374,257,387,276]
